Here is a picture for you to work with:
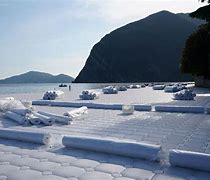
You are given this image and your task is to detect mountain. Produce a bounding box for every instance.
[75,11,203,83]
[0,71,74,83]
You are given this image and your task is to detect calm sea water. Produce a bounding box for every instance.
[0,83,108,94]
[0,82,169,94]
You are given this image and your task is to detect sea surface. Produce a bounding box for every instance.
[0,83,108,94]
[0,82,183,94]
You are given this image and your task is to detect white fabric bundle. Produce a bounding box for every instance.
[153,85,165,90]
[173,89,196,100]
[103,86,118,94]
[164,85,179,93]
[32,112,55,126]
[0,128,52,145]
[21,100,33,109]
[155,105,204,114]
[5,111,30,125]
[122,104,134,115]
[62,135,161,161]
[117,86,127,91]
[169,149,210,172]
[37,111,71,125]
[0,99,25,112]
[43,90,64,100]
[63,106,88,119]
[79,90,100,100]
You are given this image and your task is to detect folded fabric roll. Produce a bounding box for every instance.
[153,85,165,90]
[0,128,52,145]
[164,85,179,93]
[10,108,32,116]
[63,106,88,118]
[5,111,29,125]
[62,135,161,161]
[169,149,210,172]
[37,111,71,125]
[33,112,55,126]
[164,84,185,93]
[28,114,42,125]
[155,105,204,113]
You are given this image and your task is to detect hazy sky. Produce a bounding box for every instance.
[0,0,207,79]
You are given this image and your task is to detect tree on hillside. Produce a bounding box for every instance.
[201,0,210,3]
[180,2,210,79]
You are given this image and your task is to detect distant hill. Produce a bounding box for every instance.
[75,11,204,83]
[0,71,74,83]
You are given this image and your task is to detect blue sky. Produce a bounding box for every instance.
[0,0,206,79]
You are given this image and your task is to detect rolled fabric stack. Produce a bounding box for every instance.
[37,111,72,125]
[5,111,30,125]
[2,98,83,126]
[79,90,100,100]
[43,90,64,100]
[32,112,55,126]
[103,86,118,94]
[117,86,127,91]
[173,89,196,100]
[4,108,54,126]
[153,85,165,90]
